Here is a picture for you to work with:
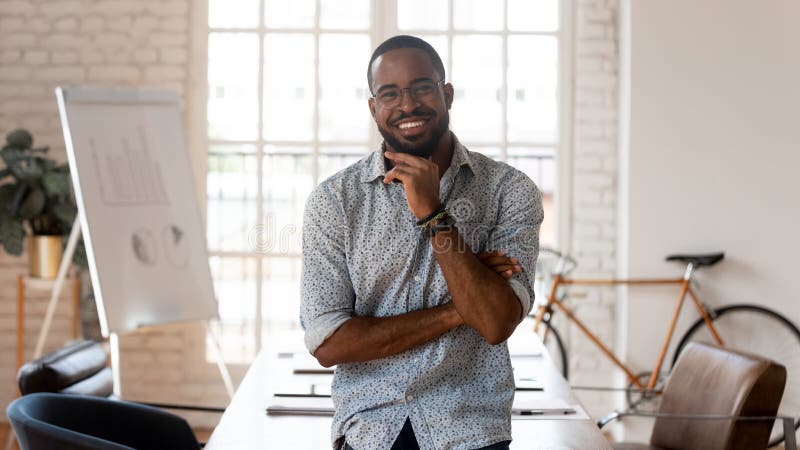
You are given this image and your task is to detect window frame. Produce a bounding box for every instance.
[190,0,574,361]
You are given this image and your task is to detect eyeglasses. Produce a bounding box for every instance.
[372,79,444,109]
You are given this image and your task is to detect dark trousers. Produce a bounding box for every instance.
[345,418,511,450]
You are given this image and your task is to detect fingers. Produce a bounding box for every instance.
[483,255,519,266]
[477,250,521,278]
[477,251,518,266]
[491,264,519,274]
[383,165,413,184]
[477,250,505,261]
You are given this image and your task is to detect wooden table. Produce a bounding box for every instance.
[206,334,612,450]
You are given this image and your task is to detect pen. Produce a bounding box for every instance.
[273,393,331,398]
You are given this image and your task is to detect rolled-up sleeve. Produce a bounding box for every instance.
[487,170,544,317]
[299,183,355,354]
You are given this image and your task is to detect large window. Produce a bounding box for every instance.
[206,0,564,362]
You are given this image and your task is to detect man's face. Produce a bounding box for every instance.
[368,48,454,158]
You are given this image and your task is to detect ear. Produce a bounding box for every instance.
[368,97,377,118]
[443,82,454,110]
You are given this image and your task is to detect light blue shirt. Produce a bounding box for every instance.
[300,136,543,450]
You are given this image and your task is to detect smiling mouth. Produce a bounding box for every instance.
[394,117,432,138]
[398,120,426,129]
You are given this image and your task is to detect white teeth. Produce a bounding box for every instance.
[398,120,425,129]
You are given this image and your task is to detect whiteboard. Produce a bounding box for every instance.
[56,87,218,336]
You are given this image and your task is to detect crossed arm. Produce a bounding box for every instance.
[313,253,522,367]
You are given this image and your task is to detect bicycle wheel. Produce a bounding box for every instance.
[672,304,800,447]
[539,320,568,380]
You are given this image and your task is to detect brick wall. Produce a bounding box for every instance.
[564,0,621,416]
[0,0,230,427]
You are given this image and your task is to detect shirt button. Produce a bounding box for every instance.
[414,275,421,282]
[406,394,414,402]
[414,357,419,363]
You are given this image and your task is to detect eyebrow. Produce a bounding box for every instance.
[374,77,437,94]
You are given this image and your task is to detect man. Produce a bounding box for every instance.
[300,35,543,450]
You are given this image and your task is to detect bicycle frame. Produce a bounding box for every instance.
[532,263,726,390]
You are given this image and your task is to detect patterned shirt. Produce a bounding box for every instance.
[300,136,543,450]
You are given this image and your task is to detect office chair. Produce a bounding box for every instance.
[599,342,792,450]
[7,393,201,450]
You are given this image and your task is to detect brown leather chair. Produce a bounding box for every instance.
[600,342,791,450]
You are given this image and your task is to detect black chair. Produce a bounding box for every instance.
[17,340,113,397]
[7,393,201,450]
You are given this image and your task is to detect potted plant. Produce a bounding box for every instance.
[0,128,86,278]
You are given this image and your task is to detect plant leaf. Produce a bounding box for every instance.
[19,188,46,219]
[42,171,71,196]
[10,184,27,215]
[10,156,43,182]
[52,202,77,225]
[71,238,89,269]
[5,129,33,150]
[38,156,57,171]
[1,147,27,166]
[0,184,16,214]
[31,146,49,153]
[0,220,25,255]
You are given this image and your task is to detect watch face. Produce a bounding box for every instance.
[428,215,456,236]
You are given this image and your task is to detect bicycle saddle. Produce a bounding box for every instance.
[665,252,725,267]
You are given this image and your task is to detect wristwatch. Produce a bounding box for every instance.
[427,213,456,237]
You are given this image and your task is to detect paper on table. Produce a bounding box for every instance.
[266,395,335,416]
[272,380,332,398]
[514,376,544,391]
[511,397,589,420]
[266,393,589,420]
[512,405,590,420]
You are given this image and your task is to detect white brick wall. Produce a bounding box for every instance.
[565,0,621,416]
[0,0,230,428]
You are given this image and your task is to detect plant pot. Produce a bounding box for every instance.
[28,235,63,279]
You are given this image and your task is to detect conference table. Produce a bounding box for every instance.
[205,329,613,450]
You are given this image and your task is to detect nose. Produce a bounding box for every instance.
[397,88,421,112]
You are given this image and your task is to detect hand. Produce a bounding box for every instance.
[442,300,465,326]
[477,251,521,280]
[383,151,441,219]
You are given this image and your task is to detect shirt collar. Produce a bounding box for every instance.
[360,134,475,183]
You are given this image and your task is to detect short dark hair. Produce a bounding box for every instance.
[367,35,446,94]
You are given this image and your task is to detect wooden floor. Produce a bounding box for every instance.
[0,422,213,449]
[0,422,20,450]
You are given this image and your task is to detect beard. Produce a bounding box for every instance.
[377,109,450,158]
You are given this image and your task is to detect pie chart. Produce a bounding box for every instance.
[163,224,189,268]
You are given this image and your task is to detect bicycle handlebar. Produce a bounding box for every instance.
[539,247,578,276]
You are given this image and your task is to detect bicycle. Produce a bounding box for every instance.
[530,248,800,447]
